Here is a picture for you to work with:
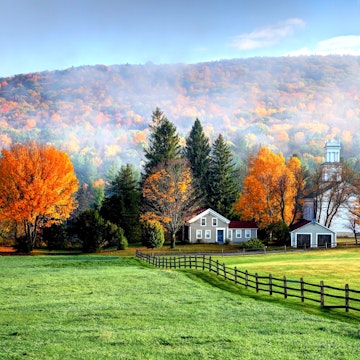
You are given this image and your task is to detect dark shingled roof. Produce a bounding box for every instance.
[289,219,311,231]
[229,220,257,229]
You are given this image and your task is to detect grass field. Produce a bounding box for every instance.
[216,248,360,289]
[1,255,360,359]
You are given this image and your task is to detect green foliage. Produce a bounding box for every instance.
[42,222,68,250]
[101,164,141,243]
[185,118,211,199]
[207,134,239,217]
[143,108,181,177]
[142,220,165,248]
[70,209,108,253]
[243,238,264,249]
[104,222,128,250]
[269,221,290,245]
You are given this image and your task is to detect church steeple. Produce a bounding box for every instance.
[325,139,341,163]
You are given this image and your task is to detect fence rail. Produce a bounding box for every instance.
[136,250,360,313]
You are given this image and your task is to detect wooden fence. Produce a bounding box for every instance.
[136,250,360,313]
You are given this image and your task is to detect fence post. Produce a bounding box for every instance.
[223,263,227,280]
[283,276,288,299]
[245,270,249,288]
[320,281,325,307]
[300,278,305,302]
[345,284,350,312]
[184,255,186,269]
[284,245,286,253]
[209,256,212,272]
[255,273,259,293]
[195,256,198,269]
[269,274,273,296]
[216,260,219,276]
[202,255,205,271]
[234,267,238,285]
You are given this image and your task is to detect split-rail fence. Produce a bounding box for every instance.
[136,250,360,313]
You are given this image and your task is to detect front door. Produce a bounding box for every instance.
[217,229,225,243]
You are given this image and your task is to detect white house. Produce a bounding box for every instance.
[290,219,337,248]
[187,208,257,244]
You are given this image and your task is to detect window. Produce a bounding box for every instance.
[205,230,211,239]
[196,230,202,239]
[227,230,232,239]
[245,229,251,238]
[212,218,218,226]
[236,230,242,238]
[201,218,206,226]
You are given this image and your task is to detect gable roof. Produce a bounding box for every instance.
[229,220,257,229]
[289,219,335,234]
[289,219,311,231]
[187,208,230,224]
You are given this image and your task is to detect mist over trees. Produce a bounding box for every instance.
[1,56,360,184]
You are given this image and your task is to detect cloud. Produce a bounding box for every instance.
[285,35,360,56]
[230,18,306,50]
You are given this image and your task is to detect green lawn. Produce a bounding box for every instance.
[1,255,359,360]
[216,248,360,289]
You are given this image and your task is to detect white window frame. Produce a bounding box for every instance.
[205,230,211,239]
[196,229,202,239]
[245,229,251,239]
[212,218,218,226]
[201,217,206,226]
[236,229,242,238]
[227,229,232,240]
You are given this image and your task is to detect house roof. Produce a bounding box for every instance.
[289,219,335,234]
[187,208,230,224]
[289,219,311,231]
[229,220,257,229]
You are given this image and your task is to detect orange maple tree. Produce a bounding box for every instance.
[141,159,198,248]
[233,147,302,229]
[0,142,78,250]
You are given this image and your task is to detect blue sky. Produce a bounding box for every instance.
[1,0,360,77]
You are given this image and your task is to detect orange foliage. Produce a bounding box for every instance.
[233,147,299,228]
[0,142,78,243]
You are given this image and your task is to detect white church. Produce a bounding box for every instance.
[303,139,359,237]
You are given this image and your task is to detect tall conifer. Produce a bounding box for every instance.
[185,118,210,199]
[143,108,181,178]
[207,134,238,217]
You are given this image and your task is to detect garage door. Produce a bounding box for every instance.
[297,234,310,248]
[318,234,331,247]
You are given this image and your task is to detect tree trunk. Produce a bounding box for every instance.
[170,232,176,248]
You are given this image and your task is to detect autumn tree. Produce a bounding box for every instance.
[233,147,299,233]
[0,142,78,251]
[100,164,141,243]
[141,159,199,248]
[207,134,238,217]
[143,108,181,178]
[184,118,211,198]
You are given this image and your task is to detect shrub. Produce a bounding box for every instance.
[70,209,108,253]
[43,222,68,250]
[243,238,264,249]
[14,235,33,253]
[142,220,165,248]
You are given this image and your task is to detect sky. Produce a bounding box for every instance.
[1,0,360,77]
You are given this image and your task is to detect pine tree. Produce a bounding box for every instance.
[184,118,211,199]
[100,164,141,243]
[207,134,238,217]
[143,108,181,178]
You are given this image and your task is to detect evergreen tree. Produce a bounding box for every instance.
[143,108,181,178]
[100,164,141,243]
[184,118,211,200]
[207,134,238,218]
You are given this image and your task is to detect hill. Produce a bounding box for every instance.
[1,55,360,183]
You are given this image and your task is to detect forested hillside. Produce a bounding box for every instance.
[1,55,360,183]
